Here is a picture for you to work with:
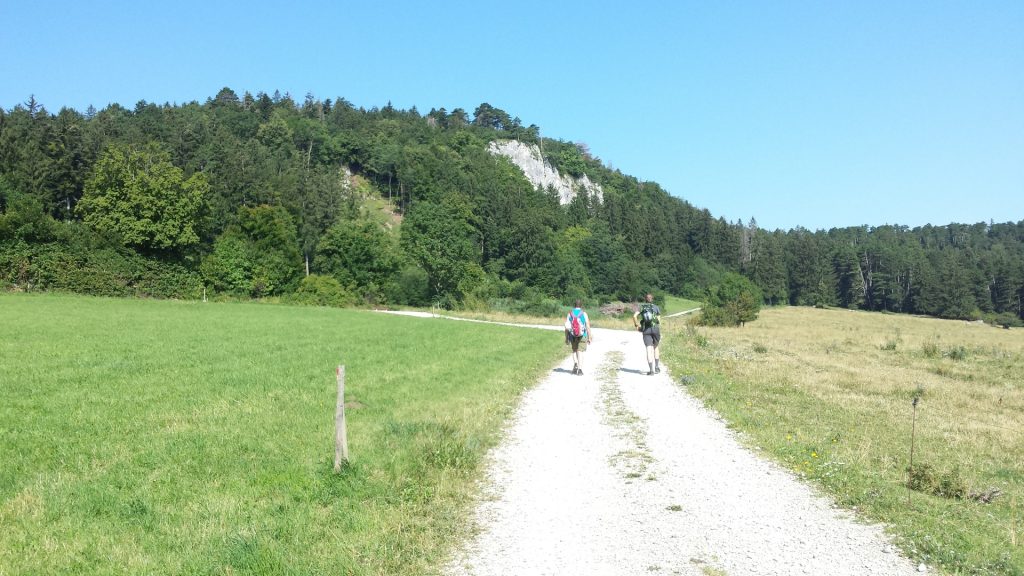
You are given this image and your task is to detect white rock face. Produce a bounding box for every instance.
[487,140,603,205]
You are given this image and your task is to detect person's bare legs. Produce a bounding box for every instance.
[644,335,661,374]
[571,339,582,374]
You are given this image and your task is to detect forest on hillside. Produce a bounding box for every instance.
[1,88,1022,325]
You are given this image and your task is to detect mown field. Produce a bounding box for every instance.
[664,306,1023,575]
[437,296,702,331]
[661,295,702,315]
[0,294,565,575]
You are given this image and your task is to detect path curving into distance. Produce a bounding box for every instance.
[380,311,922,576]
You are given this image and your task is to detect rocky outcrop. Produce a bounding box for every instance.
[487,140,603,205]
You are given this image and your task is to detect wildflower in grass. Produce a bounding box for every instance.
[812,452,818,458]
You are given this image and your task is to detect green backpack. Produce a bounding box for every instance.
[639,303,659,329]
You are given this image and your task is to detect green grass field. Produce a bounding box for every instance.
[0,294,565,575]
[665,307,1024,575]
[8,293,1018,575]
[661,295,701,315]
[429,295,702,332]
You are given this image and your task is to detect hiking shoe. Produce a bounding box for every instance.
[646,370,654,376]
[655,367,661,374]
[577,369,583,376]
[572,365,579,375]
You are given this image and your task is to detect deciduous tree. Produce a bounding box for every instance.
[77,143,207,253]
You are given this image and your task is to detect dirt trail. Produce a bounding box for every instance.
[380,311,925,569]
[381,312,923,575]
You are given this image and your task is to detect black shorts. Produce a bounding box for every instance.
[642,329,661,347]
[566,332,586,349]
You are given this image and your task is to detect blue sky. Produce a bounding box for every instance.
[3,1,1021,231]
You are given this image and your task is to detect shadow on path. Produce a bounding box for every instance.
[618,367,652,375]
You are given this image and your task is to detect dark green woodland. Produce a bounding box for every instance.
[2,89,1022,324]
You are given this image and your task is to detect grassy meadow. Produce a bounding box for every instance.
[662,295,702,315]
[434,296,703,331]
[0,293,565,575]
[664,307,1023,575]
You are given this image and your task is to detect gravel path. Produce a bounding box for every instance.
[443,326,923,576]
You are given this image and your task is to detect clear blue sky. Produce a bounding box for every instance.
[3,0,1021,231]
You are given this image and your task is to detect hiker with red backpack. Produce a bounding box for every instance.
[564,299,592,376]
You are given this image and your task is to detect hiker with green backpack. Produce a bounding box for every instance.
[633,293,662,375]
[564,299,592,376]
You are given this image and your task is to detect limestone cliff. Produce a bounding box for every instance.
[487,140,603,205]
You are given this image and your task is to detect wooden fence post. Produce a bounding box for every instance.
[334,365,349,472]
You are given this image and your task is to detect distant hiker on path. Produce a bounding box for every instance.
[633,293,661,375]
[565,300,592,376]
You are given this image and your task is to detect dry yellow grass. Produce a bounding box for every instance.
[664,306,1023,575]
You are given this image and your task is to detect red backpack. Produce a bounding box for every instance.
[569,309,585,337]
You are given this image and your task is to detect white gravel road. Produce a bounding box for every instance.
[440,325,924,576]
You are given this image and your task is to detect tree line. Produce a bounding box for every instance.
[1,88,1021,324]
